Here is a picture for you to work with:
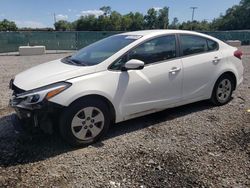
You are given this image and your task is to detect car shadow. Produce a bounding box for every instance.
[0,100,214,167]
[104,100,216,144]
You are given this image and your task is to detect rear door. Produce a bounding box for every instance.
[179,34,221,101]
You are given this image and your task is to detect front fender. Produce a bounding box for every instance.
[49,70,123,122]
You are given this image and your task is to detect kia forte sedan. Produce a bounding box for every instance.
[9,30,244,146]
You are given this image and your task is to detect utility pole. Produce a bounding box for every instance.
[165,7,169,29]
[190,7,198,21]
[53,13,56,26]
[53,13,58,53]
[190,7,198,30]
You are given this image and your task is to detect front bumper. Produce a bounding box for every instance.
[9,79,66,134]
[9,98,64,134]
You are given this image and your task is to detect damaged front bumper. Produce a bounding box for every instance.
[8,81,70,134]
[9,94,64,134]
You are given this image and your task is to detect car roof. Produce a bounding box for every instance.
[119,29,200,36]
[118,29,224,44]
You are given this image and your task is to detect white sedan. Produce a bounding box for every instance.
[10,30,244,146]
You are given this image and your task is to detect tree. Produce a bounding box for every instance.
[75,15,99,31]
[157,7,169,29]
[97,15,111,31]
[54,20,72,31]
[53,1,250,32]
[169,17,179,29]
[121,13,133,31]
[212,0,250,30]
[144,8,158,29]
[198,20,211,31]
[109,11,122,30]
[128,12,144,30]
[0,19,17,31]
[100,6,112,16]
[179,20,211,31]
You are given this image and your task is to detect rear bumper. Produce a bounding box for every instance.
[236,67,244,89]
[236,60,244,88]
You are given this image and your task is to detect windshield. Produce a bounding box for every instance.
[62,35,141,66]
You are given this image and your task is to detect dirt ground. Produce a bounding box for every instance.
[0,48,249,188]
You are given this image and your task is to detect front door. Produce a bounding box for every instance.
[111,35,183,118]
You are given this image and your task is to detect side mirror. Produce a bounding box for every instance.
[121,59,145,71]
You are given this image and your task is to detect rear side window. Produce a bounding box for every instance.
[180,35,207,56]
[128,35,177,65]
[180,34,219,56]
[207,39,219,51]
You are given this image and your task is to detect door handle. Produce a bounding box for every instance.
[212,57,221,63]
[169,67,181,74]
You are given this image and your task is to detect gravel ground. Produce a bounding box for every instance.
[0,48,249,188]
[0,53,72,109]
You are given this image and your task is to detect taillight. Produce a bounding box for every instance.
[234,50,243,60]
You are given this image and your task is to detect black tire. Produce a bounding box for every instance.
[59,98,111,147]
[210,74,234,106]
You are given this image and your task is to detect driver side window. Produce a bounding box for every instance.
[128,35,176,65]
[110,35,177,70]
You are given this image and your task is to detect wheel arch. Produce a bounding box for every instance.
[217,71,237,91]
[210,71,237,105]
[69,94,116,124]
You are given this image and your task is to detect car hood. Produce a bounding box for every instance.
[14,59,97,91]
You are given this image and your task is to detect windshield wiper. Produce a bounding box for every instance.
[70,58,87,66]
[63,56,87,66]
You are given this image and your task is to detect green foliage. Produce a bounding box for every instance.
[158,7,169,29]
[54,20,73,31]
[109,11,122,30]
[169,17,180,29]
[176,0,249,31]
[39,0,250,31]
[121,13,133,31]
[0,19,17,31]
[179,20,211,31]
[212,0,250,30]
[100,6,112,16]
[54,7,168,31]
[124,12,144,31]
[75,15,98,31]
[144,8,158,29]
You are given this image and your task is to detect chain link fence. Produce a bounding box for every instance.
[0,30,249,53]
[0,31,119,53]
[203,31,250,45]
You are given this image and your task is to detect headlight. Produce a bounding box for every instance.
[15,82,71,105]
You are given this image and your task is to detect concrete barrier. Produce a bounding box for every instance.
[19,46,46,56]
[226,40,242,47]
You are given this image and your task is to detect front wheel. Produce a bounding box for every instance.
[59,98,111,147]
[211,75,234,106]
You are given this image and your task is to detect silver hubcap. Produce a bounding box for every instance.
[216,79,232,103]
[71,107,105,141]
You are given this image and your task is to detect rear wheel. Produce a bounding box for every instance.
[211,75,234,106]
[59,98,111,147]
